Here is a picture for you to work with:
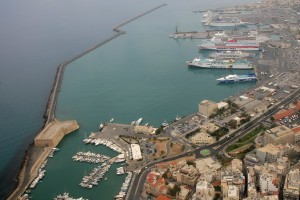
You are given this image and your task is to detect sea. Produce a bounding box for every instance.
[0,0,258,199]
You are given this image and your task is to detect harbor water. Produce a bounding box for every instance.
[0,0,258,199]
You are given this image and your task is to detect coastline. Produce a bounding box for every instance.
[7,3,168,199]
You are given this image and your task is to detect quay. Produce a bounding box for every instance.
[9,3,168,199]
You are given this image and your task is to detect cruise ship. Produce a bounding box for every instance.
[186,58,253,69]
[198,37,260,51]
[209,50,255,59]
[217,73,257,83]
[208,17,248,27]
[212,31,270,43]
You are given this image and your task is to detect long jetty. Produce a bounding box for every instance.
[44,3,167,125]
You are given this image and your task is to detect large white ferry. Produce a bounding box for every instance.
[209,50,255,59]
[208,17,248,27]
[198,37,260,51]
[217,73,257,83]
[186,58,253,69]
[213,31,270,43]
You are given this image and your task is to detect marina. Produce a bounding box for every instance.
[114,172,133,200]
[79,163,111,189]
[53,192,88,200]
[72,151,110,164]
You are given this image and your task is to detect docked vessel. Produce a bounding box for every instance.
[99,123,104,130]
[198,37,260,51]
[211,31,270,43]
[201,10,215,23]
[209,50,255,59]
[208,17,248,27]
[135,118,143,126]
[186,58,253,69]
[217,73,257,83]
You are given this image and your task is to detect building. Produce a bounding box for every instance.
[198,100,218,117]
[246,166,258,199]
[130,144,142,160]
[190,132,216,145]
[133,125,156,135]
[222,185,239,200]
[144,171,168,197]
[218,101,229,110]
[264,125,295,145]
[283,168,300,199]
[156,195,170,200]
[176,164,199,186]
[258,173,279,196]
[195,181,215,200]
[194,157,222,182]
[201,122,219,133]
[34,121,79,148]
[221,159,245,195]
[176,185,190,200]
[256,144,283,163]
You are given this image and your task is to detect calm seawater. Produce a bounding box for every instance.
[0,0,258,199]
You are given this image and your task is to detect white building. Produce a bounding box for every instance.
[195,181,215,200]
[223,185,239,200]
[130,144,142,160]
[259,173,279,196]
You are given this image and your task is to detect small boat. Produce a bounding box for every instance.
[110,118,114,123]
[99,123,104,130]
[52,148,60,151]
[105,177,107,180]
[162,120,169,127]
[175,115,182,121]
[131,121,136,125]
[135,118,143,125]
[145,123,149,126]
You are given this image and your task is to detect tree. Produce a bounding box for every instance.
[170,142,174,148]
[228,119,238,129]
[169,184,181,196]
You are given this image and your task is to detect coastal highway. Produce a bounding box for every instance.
[126,88,300,200]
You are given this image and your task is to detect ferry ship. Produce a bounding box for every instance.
[208,17,248,27]
[212,31,270,43]
[198,37,260,51]
[217,73,257,83]
[186,58,253,69]
[209,50,255,59]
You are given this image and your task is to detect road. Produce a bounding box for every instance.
[126,88,300,200]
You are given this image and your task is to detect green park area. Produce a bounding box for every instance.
[226,125,265,153]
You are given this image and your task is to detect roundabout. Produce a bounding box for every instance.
[200,149,211,156]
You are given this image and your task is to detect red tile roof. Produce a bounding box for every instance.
[156,195,170,200]
[273,109,295,120]
[292,126,300,133]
